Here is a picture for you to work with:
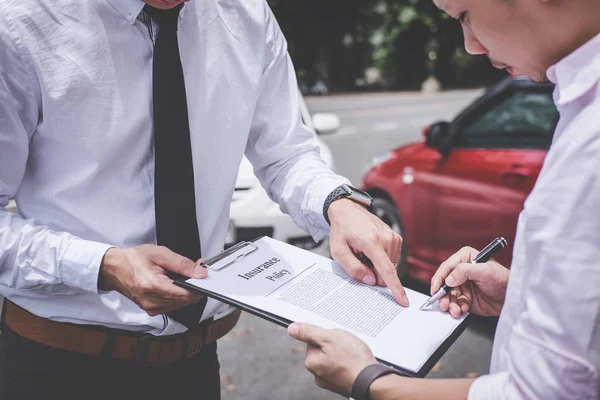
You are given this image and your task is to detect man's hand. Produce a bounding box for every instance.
[288,322,377,398]
[98,245,207,316]
[328,198,408,306]
[431,247,510,318]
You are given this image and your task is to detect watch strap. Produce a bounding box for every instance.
[323,186,349,225]
[351,363,397,400]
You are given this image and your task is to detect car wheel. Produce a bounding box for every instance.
[371,197,408,278]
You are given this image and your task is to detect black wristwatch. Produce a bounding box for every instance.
[351,363,398,400]
[323,183,374,225]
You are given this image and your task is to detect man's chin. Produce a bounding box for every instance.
[532,77,550,84]
[528,73,551,84]
[508,68,550,84]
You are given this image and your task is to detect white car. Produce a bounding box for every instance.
[227,95,340,257]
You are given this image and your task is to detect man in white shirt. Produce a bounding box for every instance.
[0,0,406,398]
[288,0,600,399]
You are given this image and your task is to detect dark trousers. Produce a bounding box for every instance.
[0,321,221,400]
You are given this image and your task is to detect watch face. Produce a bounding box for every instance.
[343,184,373,206]
[343,184,372,200]
[354,187,373,199]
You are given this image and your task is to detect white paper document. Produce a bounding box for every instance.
[182,237,468,375]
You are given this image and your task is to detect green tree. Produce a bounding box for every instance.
[372,0,506,90]
[268,0,507,92]
[269,0,373,91]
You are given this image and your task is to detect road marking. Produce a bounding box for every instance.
[335,114,456,137]
[409,117,434,127]
[337,121,411,136]
[373,122,400,132]
[333,102,449,118]
[337,126,359,136]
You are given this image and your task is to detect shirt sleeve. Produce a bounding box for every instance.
[0,10,113,295]
[243,1,350,242]
[469,123,600,400]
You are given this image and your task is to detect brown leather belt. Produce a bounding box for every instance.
[3,301,241,366]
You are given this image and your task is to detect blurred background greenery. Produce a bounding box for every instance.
[268,0,508,93]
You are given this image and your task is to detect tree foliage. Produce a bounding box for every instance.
[267,0,507,92]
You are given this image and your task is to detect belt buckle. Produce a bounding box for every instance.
[133,333,154,367]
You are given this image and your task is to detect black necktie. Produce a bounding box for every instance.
[145,4,206,328]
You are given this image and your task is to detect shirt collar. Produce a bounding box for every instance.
[547,33,600,106]
[107,0,146,25]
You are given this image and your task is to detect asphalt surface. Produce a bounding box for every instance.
[217,90,497,399]
[308,89,484,185]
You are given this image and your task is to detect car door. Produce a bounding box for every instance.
[435,87,558,267]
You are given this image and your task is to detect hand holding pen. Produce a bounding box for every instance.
[423,238,510,318]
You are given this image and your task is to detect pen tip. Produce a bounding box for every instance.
[419,302,429,310]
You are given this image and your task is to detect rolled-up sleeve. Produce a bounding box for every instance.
[0,11,112,295]
[469,127,600,400]
[244,1,349,242]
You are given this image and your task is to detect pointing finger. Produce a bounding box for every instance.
[362,241,408,307]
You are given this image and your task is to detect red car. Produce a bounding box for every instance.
[361,77,559,284]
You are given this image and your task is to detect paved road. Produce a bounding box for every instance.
[308,89,484,185]
[218,90,496,400]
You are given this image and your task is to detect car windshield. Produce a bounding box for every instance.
[459,91,559,149]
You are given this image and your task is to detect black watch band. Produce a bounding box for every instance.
[323,186,348,225]
[351,363,397,400]
[323,184,373,225]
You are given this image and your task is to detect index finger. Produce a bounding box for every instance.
[430,246,479,295]
[288,323,330,347]
[362,241,409,307]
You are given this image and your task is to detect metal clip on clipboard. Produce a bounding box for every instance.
[201,241,259,271]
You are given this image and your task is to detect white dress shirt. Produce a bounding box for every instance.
[0,0,348,336]
[469,34,600,399]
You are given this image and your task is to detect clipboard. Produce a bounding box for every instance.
[174,237,472,378]
[175,237,293,327]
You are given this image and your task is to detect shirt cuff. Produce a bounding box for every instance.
[468,372,509,400]
[60,239,115,293]
[304,175,351,242]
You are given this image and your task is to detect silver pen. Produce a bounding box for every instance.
[419,237,508,310]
